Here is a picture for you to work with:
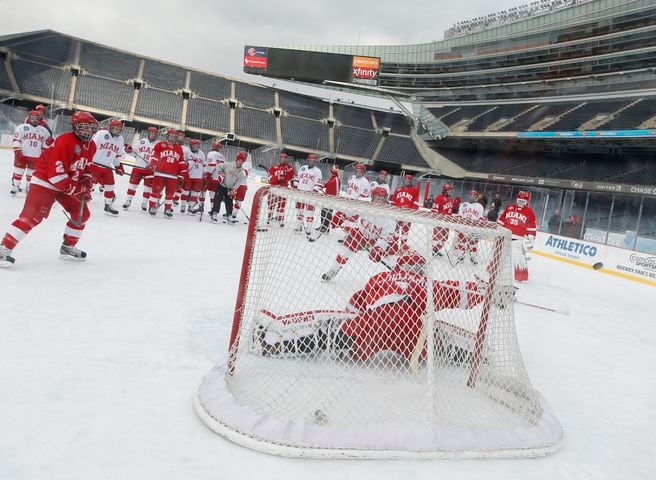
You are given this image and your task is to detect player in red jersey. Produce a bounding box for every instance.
[148,128,187,218]
[0,112,98,267]
[390,174,420,248]
[254,251,513,363]
[497,191,537,282]
[431,183,454,257]
[317,165,341,234]
[267,153,295,226]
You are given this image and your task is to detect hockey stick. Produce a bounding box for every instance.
[514,299,569,315]
[409,312,428,374]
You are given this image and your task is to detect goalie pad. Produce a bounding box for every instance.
[252,309,356,357]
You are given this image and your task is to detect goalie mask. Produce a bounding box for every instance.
[395,251,426,275]
[516,191,531,208]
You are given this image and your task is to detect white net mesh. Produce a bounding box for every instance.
[196,186,563,458]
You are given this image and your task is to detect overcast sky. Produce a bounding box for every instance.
[0,0,524,80]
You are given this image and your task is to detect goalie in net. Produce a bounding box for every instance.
[254,251,513,364]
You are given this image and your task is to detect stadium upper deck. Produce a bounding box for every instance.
[271,0,656,102]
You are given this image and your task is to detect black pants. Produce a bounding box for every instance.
[320,208,333,231]
[211,184,233,217]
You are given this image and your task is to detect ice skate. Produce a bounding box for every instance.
[149,206,157,216]
[122,198,132,210]
[104,204,119,217]
[321,268,339,282]
[0,245,15,268]
[60,243,87,261]
[141,200,148,212]
[164,209,173,219]
[10,183,19,195]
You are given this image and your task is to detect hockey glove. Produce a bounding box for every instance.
[44,136,54,147]
[522,235,535,252]
[115,164,125,176]
[123,143,133,154]
[228,188,238,199]
[13,150,23,163]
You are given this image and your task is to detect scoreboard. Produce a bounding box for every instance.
[243,46,380,87]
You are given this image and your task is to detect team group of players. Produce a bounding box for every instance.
[0,107,538,287]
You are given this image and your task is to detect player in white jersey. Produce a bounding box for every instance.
[455,190,487,264]
[89,119,126,217]
[123,126,158,211]
[181,139,206,213]
[174,131,191,205]
[322,186,399,281]
[195,140,225,214]
[343,163,371,200]
[230,159,251,221]
[369,170,390,197]
[11,110,51,195]
[293,154,323,234]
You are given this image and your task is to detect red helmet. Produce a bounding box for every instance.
[330,165,339,175]
[35,104,46,113]
[189,138,201,151]
[278,153,288,163]
[371,186,388,203]
[27,110,40,125]
[109,119,123,136]
[403,174,413,186]
[147,126,158,141]
[396,251,426,273]
[70,111,98,141]
[516,191,531,206]
[211,140,222,151]
[355,163,366,177]
[166,128,177,142]
[378,170,388,180]
[442,183,453,194]
[235,151,248,163]
[468,190,479,201]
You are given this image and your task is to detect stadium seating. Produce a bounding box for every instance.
[74,75,133,114]
[79,43,139,81]
[333,104,375,129]
[376,135,426,167]
[466,104,531,131]
[12,60,70,101]
[0,32,74,66]
[281,116,329,151]
[0,65,11,91]
[135,88,182,124]
[189,72,232,101]
[235,82,275,109]
[186,97,230,132]
[142,60,185,91]
[602,98,656,130]
[439,105,492,127]
[235,107,276,142]
[278,92,328,120]
[498,103,579,131]
[373,111,411,135]
[605,167,656,185]
[334,126,380,158]
[549,100,632,131]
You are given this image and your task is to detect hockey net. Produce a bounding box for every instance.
[195,186,563,458]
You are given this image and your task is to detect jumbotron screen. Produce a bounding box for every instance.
[243,46,380,86]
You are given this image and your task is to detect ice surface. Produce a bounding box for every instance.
[0,149,654,479]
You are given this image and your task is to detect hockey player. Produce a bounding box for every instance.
[123,126,158,211]
[148,128,187,218]
[331,163,371,230]
[369,170,390,196]
[230,159,251,222]
[24,104,52,135]
[89,119,126,217]
[267,153,295,226]
[293,153,323,234]
[455,190,487,264]
[390,174,420,245]
[322,186,398,281]
[198,140,225,213]
[317,165,341,234]
[11,110,51,195]
[210,151,248,224]
[255,251,513,363]
[0,111,98,267]
[181,138,206,214]
[431,183,454,257]
[497,191,537,282]
[173,131,190,205]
